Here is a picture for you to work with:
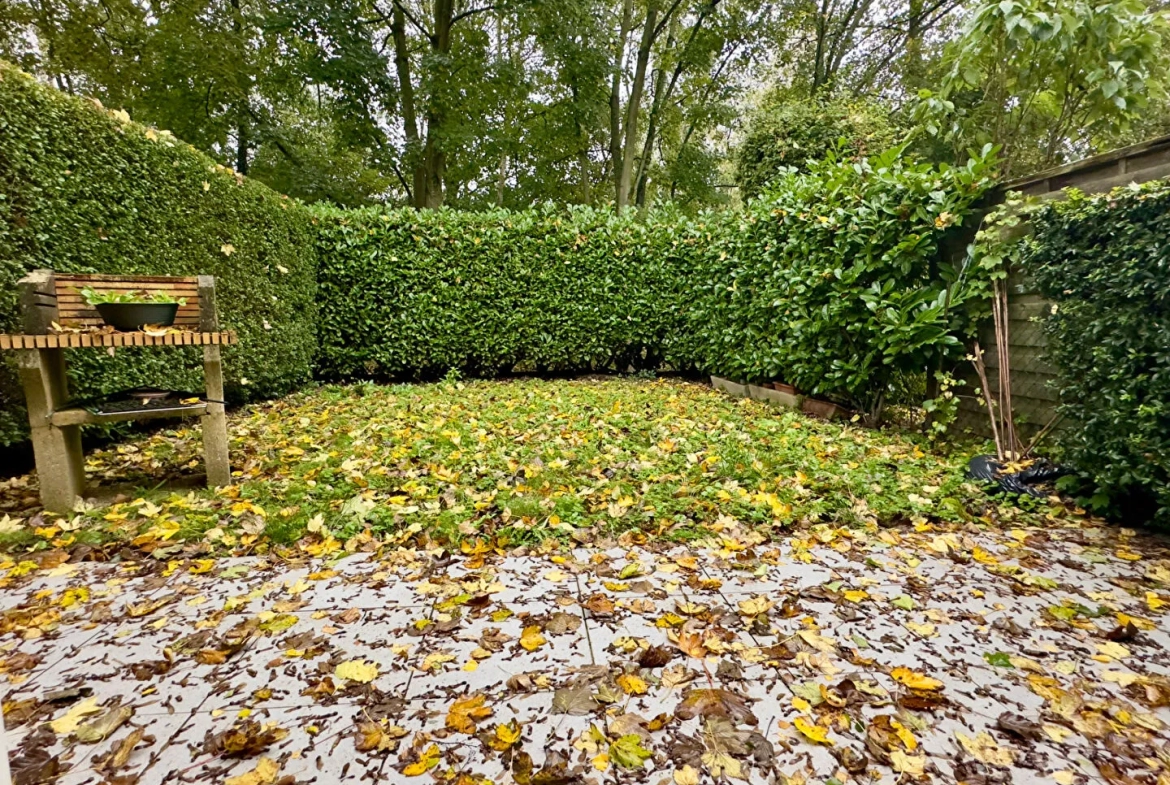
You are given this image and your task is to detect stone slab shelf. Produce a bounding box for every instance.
[49,403,209,427]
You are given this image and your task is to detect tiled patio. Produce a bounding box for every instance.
[4,520,1170,784]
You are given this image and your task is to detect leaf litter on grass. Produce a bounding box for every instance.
[2,379,1170,783]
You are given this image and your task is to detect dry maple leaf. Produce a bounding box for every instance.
[736,596,774,616]
[552,686,596,716]
[673,631,708,659]
[334,659,379,683]
[638,645,674,668]
[674,689,757,725]
[583,593,616,617]
[446,694,493,734]
[544,611,582,635]
[955,731,1015,766]
[354,720,404,752]
[203,719,289,758]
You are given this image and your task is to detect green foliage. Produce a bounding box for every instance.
[312,203,690,379]
[735,96,900,202]
[1023,182,1170,526]
[0,61,318,446]
[682,148,997,417]
[918,0,1169,176]
[79,287,187,306]
[313,146,996,422]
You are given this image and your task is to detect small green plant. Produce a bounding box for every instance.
[921,370,960,441]
[79,286,187,306]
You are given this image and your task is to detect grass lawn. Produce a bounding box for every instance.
[0,377,1085,556]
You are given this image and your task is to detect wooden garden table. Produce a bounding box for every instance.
[0,271,237,512]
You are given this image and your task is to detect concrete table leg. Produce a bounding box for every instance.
[202,345,231,487]
[18,348,84,513]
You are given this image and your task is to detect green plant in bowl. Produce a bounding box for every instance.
[78,287,188,331]
[79,287,187,306]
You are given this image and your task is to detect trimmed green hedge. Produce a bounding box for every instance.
[313,151,995,418]
[1025,183,1170,526]
[313,204,692,379]
[678,150,994,415]
[0,62,318,447]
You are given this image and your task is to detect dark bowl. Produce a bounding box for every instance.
[95,302,179,331]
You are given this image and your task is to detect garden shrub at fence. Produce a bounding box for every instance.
[1025,182,1170,526]
[312,204,692,379]
[0,62,318,447]
[679,149,996,419]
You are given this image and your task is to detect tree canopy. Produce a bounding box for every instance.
[2,0,1168,208]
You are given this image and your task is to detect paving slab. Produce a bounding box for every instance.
[6,521,1170,784]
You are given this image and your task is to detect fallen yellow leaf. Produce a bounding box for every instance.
[334,659,378,683]
[50,697,101,735]
[737,596,774,616]
[519,625,547,652]
[403,744,440,776]
[793,716,832,745]
[616,673,648,695]
[446,694,493,734]
[891,666,943,691]
[225,757,279,785]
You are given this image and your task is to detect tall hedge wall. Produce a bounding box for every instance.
[0,60,997,453]
[0,62,318,446]
[313,204,694,379]
[313,151,995,417]
[1025,182,1170,526]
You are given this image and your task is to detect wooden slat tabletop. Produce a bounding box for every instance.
[0,331,237,350]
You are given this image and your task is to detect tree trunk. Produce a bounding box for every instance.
[391,3,425,206]
[569,82,593,204]
[634,21,675,209]
[609,0,635,203]
[229,0,249,175]
[496,154,508,206]
[904,0,925,92]
[236,120,249,174]
[635,2,713,208]
[617,0,659,209]
[812,0,829,93]
[420,0,455,209]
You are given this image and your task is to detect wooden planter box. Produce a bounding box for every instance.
[801,397,849,420]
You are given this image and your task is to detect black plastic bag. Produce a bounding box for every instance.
[967,455,1068,498]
